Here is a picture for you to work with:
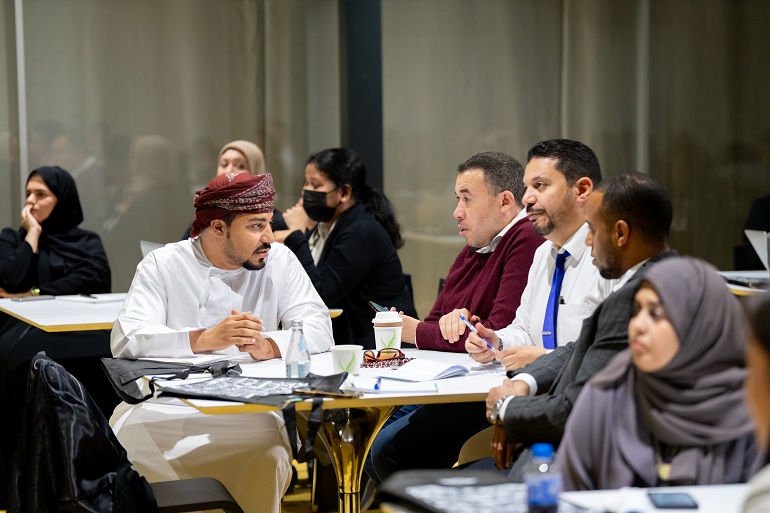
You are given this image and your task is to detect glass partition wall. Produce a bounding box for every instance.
[382,0,770,315]
[3,0,340,291]
[2,0,769,315]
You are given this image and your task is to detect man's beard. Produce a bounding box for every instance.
[532,215,555,236]
[242,259,266,271]
[225,242,271,271]
[597,247,623,279]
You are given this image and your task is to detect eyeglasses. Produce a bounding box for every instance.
[364,348,405,361]
[362,348,412,368]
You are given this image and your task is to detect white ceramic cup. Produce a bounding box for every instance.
[331,344,364,375]
[372,311,403,351]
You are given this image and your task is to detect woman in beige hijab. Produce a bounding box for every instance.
[182,140,286,239]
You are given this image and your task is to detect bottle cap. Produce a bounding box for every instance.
[291,319,304,328]
[531,443,554,459]
[372,311,402,325]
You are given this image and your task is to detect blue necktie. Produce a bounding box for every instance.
[542,250,570,350]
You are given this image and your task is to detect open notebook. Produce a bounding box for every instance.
[382,359,470,382]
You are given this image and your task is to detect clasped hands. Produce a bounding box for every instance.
[190,309,279,361]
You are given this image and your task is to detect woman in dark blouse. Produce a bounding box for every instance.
[0,165,110,298]
[275,148,416,348]
[0,166,111,508]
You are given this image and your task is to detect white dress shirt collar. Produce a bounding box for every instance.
[550,222,590,264]
[612,258,650,292]
[474,207,528,254]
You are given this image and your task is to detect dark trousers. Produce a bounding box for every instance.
[365,401,490,484]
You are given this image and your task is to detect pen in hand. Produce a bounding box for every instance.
[459,314,498,353]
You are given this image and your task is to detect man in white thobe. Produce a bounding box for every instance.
[110,172,333,513]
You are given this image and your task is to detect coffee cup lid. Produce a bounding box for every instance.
[372,311,402,324]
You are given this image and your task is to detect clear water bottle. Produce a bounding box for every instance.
[285,319,311,378]
[524,443,562,513]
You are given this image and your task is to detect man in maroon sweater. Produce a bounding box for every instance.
[363,152,543,496]
[399,151,544,351]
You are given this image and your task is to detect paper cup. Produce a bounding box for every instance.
[372,311,403,350]
[331,345,364,375]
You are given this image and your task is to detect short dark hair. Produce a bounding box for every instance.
[307,148,404,248]
[457,151,526,206]
[595,172,672,245]
[527,139,602,186]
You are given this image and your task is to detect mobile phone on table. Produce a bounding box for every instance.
[647,491,698,509]
[11,295,55,301]
[368,301,389,313]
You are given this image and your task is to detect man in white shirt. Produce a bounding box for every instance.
[110,172,333,513]
[367,140,611,486]
[480,172,675,478]
[467,139,613,369]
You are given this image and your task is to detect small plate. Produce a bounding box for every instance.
[329,308,343,319]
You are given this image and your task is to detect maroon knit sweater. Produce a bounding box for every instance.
[415,216,544,352]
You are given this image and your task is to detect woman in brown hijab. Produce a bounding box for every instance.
[557,257,761,490]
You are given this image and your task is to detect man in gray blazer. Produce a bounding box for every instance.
[481,172,676,479]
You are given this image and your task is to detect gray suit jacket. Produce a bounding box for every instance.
[501,250,677,478]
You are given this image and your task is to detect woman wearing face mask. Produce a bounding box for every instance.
[274,147,416,349]
[556,257,761,491]
[0,166,111,507]
[742,294,770,512]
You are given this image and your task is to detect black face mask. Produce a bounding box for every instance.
[302,189,339,222]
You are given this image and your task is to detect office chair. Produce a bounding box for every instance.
[8,353,243,513]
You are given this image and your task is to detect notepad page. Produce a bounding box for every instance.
[385,358,469,382]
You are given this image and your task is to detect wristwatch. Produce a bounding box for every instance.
[489,395,510,425]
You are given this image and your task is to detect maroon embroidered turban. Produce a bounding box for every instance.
[190,172,275,237]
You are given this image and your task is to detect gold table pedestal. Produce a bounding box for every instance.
[311,404,399,513]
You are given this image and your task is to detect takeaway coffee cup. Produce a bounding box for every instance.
[331,345,364,375]
[372,311,403,351]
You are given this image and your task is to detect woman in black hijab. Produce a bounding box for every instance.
[557,257,761,490]
[0,165,110,298]
[0,166,111,508]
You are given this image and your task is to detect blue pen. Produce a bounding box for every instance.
[459,314,498,353]
[374,377,382,391]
